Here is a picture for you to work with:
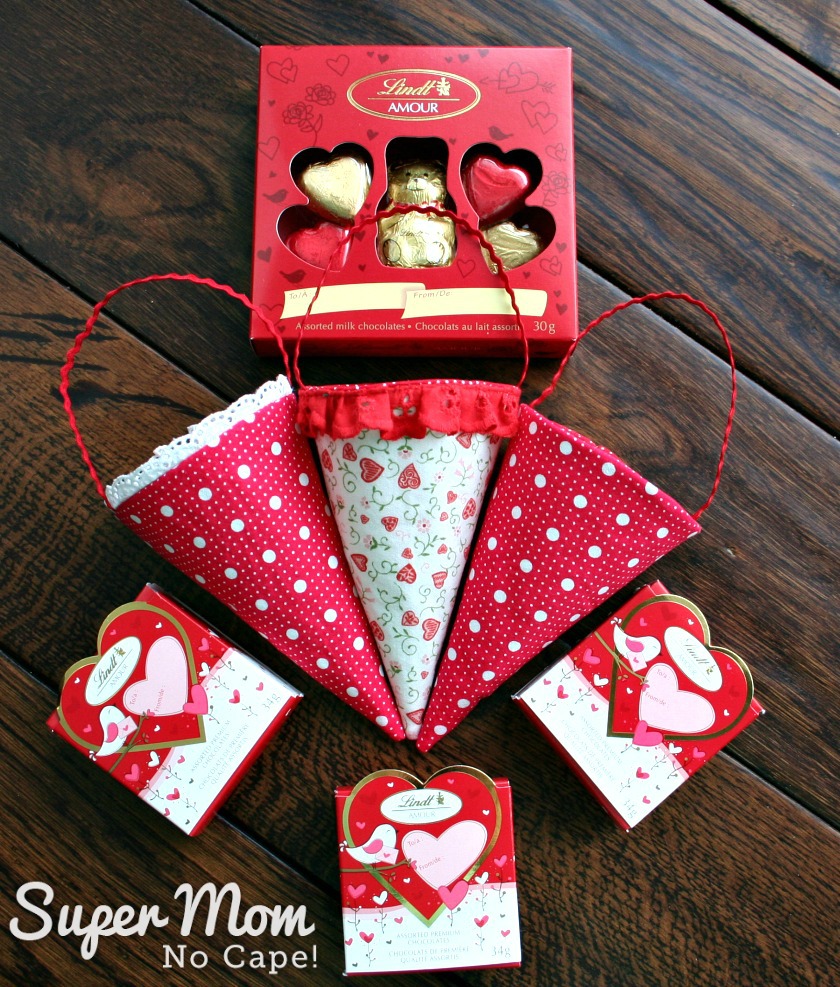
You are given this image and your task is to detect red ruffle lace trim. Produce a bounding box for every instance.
[297,379,522,440]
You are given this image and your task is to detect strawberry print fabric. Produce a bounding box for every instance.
[417,403,702,752]
[316,427,499,739]
[298,377,521,739]
[108,381,405,740]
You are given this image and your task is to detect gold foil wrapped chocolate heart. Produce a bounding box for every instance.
[482,221,544,271]
[299,153,371,221]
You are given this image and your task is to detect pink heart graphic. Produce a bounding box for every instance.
[166,788,180,801]
[394,917,404,924]
[639,664,715,734]
[502,929,511,937]
[347,884,366,900]
[633,720,664,747]
[124,636,189,717]
[402,820,487,890]
[474,914,489,928]
[438,880,469,910]
[124,763,141,783]
[636,767,650,779]
[493,855,508,868]
[183,683,208,716]
[359,931,374,944]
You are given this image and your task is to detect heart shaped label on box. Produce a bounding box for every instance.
[404,820,488,890]
[123,636,190,716]
[603,595,755,741]
[54,603,207,793]
[338,767,502,925]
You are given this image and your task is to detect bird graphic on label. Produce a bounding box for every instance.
[613,623,661,672]
[96,706,138,758]
[341,824,400,865]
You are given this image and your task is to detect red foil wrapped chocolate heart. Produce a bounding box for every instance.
[286,220,349,270]
[463,154,533,224]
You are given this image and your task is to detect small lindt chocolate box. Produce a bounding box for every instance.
[251,45,577,358]
[335,766,521,975]
[513,582,764,830]
[47,584,302,835]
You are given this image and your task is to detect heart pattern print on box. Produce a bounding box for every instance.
[316,427,499,739]
[417,403,702,751]
[298,378,520,739]
[106,376,404,740]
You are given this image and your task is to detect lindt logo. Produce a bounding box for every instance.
[379,788,463,823]
[348,70,481,121]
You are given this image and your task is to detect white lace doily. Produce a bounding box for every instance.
[106,376,294,508]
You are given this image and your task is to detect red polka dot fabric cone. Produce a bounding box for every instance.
[298,379,520,739]
[60,275,404,741]
[416,404,703,749]
[417,293,737,752]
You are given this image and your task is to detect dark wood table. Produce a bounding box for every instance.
[1,2,837,984]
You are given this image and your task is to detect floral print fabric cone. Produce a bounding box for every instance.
[317,429,498,738]
[298,378,521,739]
[417,404,702,752]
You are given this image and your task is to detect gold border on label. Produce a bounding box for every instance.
[347,69,481,121]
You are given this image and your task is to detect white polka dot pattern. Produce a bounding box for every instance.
[110,389,404,740]
[417,403,702,752]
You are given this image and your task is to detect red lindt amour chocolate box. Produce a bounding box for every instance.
[336,766,521,974]
[251,45,577,358]
[47,585,302,836]
[514,582,765,830]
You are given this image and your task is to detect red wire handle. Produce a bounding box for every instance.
[530,291,738,520]
[59,272,289,503]
[286,204,530,390]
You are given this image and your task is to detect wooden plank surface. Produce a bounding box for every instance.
[723,0,840,75]
[1,0,838,984]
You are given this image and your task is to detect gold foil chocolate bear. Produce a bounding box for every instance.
[377,160,455,268]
